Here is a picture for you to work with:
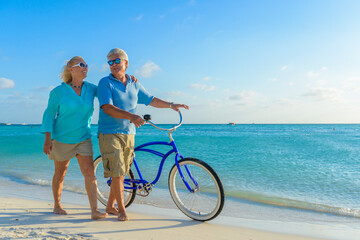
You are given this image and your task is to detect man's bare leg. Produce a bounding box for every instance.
[110,176,128,221]
[53,160,70,215]
[106,190,119,215]
[77,155,107,220]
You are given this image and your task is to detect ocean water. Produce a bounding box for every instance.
[1,124,360,221]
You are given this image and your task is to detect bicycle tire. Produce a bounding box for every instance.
[93,155,136,208]
[168,158,225,221]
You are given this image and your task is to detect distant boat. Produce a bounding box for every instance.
[228,122,235,126]
[5,123,11,126]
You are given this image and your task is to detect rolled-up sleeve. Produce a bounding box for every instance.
[41,90,59,133]
[137,83,154,106]
[97,79,113,107]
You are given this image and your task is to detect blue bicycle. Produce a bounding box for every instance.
[93,111,225,221]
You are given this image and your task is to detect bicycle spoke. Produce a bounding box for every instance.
[169,158,224,221]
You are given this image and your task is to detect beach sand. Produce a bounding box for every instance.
[0,196,327,240]
[2,175,358,240]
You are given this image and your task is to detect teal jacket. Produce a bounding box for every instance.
[41,81,97,144]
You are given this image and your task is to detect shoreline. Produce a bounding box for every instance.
[0,175,359,239]
[4,171,360,222]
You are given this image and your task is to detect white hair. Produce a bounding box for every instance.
[107,48,129,61]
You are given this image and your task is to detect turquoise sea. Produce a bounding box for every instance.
[1,124,360,221]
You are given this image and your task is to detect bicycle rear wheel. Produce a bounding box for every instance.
[168,158,225,221]
[93,156,136,208]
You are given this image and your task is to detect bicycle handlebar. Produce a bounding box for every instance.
[143,111,183,131]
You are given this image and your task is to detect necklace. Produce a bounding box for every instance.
[69,83,82,88]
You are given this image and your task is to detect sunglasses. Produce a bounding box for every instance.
[71,62,88,68]
[107,58,124,66]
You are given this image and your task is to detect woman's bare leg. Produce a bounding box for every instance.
[77,155,107,220]
[53,160,70,215]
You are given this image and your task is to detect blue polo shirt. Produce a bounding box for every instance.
[97,74,154,135]
[41,81,97,144]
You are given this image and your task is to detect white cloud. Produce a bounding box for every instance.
[317,79,326,86]
[214,30,224,35]
[228,91,260,105]
[301,88,343,102]
[307,71,319,77]
[134,15,143,21]
[187,0,196,6]
[342,77,360,93]
[189,83,215,92]
[135,61,161,78]
[269,78,278,82]
[201,76,211,81]
[0,78,15,89]
[307,66,327,78]
[56,51,66,58]
[281,65,288,71]
[167,91,184,97]
[0,49,9,61]
[276,98,298,106]
[100,63,109,72]
[35,86,54,92]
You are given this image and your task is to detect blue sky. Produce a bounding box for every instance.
[1,0,360,124]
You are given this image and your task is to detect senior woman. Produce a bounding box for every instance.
[97,48,189,221]
[41,56,107,220]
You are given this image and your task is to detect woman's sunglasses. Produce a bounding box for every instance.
[71,62,88,68]
[107,58,123,66]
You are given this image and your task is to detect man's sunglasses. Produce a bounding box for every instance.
[107,58,124,66]
[71,62,88,68]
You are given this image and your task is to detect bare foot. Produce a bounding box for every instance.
[53,207,67,215]
[106,207,119,215]
[91,210,107,220]
[117,213,129,221]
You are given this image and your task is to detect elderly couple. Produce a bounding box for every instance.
[41,48,189,221]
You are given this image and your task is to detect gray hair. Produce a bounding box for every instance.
[107,48,129,61]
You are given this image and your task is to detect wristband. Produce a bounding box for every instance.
[170,102,173,108]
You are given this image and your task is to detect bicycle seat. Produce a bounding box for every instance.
[143,114,151,121]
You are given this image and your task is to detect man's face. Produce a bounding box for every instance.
[108,53,128,75]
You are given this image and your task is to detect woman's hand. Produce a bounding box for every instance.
[43,133,52,155]
[171,103,189,112]
[130,75,139,83]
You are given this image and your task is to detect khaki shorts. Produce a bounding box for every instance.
[49,138,93,161]
[98,133,135,178]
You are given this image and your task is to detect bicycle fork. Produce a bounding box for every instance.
[174,152,200,193]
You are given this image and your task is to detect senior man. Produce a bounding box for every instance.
[97,48,189,221]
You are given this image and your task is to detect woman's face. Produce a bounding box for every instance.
[108,53,128,75]
[69,58,88,80]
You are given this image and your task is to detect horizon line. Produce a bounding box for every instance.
[3,123,360,125]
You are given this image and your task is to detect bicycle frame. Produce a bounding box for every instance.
[124,139,198,193]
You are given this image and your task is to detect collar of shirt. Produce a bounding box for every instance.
[108,73,130,84]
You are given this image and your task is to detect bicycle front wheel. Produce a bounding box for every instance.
[168,158,225,221]
[93,156,136,208]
